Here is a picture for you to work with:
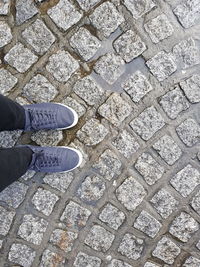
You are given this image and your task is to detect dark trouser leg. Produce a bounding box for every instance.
[0,94,25,131]
[0,147,33,192]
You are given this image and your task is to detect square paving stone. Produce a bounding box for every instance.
[170,164,200,197]
[92,149,122,181]
[17,214,48,245]
[98,93,132,126]
[173,0,200,28]
[89,2,124,38]
[190,191,200,215]
[61,96,87,118]
[172,38,200,69]
[0,68,17,95]
[84,225,115,252]
[76,118,109,146]
[4,43,38,73]
[133,210,162,238]
[118,233,144,260]
[0,130,22,148]
[50,229,78,253]
[21,170,36,181]
[73,76,105,105]
[16,0,38,25]
[31,188,59,216]
[70,28,101,61]
[31,130,63,146]
[99,203,125,230]
[47,0,82,31]
[112,129,140,158]
[0,22,12,48]
[94,53,125,85]
[46,50,79,83]
[0,0,10,15]
[169,212,199,242]
[40,249,65,267]
[0,206,15,236]
[74,252,102,267]
[130,106,165,141]
[146,51,177,81]
[182,256,200,266]
[23,74,58,102]
[123,0,156,19]
[122,70,153,102]
[0,181,28,208]
[60,201,91,230]
[135,152,165,185]
[113,30,146,63]
[180,74,200,103]
[150,189,179,219]
[144,262,161,267]
[22,19,56,55]
[116,176,147,211]
[152,134,182,165]
[8,243,36,267]
[77,175,106,203]
[152,236,181,264]
[108,259,132,267]
[144,14,174,43]
[159,87,189,119]
[43,172,74,193]
[176,118,200,147]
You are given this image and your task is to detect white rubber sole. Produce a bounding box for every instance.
[60,146,83,173]
[55,103,79,129]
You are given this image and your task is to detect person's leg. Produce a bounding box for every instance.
[0,94,25,131]
[0,146,33,192]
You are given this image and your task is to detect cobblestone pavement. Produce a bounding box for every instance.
[0,0,200,266]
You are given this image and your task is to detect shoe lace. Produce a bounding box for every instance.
[31,150,60,172]
[28,109,57,130]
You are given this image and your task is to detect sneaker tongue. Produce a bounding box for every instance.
[24,108,32,131]
[28,150,44,171]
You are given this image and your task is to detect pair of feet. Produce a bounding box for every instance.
[22,102,82,173]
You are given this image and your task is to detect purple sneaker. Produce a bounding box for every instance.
[26,145,82,173]
[23,103,78,131]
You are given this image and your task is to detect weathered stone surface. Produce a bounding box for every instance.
[116,176,147,211]
[22,19,56,55]
[118,233,144,260]
[94,53,125,85]
[61,96,87,118]
[122,70,153,102]
[73,76,104,105]
[170,164,200,197]
[180,74,200,103]
[146,51,177,81]
[0,206,15,236]
[133,210,162,238]
[0,182,28,208]
[23,74,58,102]
[144,262,161,267]
[150,189,179,218]
[169,212,199,242]
[4,43,38,73]
[76,0,101,11]
[84,225,115,252]
[182,256,200,267]
[89,2,124,38]
[159,87,189,119]
[99,203,125,230]
[123,0,156,19]
[152,134,182,165]
[135,152,165,185]
[0,239,3,249]
[108,259,132,267]
[191,191,200,215]
[46,50,79,82]
[32,188,59,216]
[176,118,200,147]
[0,68,17,95]
[0,0,10,15]
[50,229,78,252]
[21,170,36,181]
[70,28,101,61]
[98,93,132,126]
[43,172,74,193]
[17,214,48,245]
[130,106,165,141]
[16,0,38,25]
[47,0,82,31]
[31,130,63,146]
[144,14,174,43]
[76,118,109,146]
[74,252,102,267]
[152,236,181,264]
[60,201,91,230]
[92,149,122,180]
[0,22,12,48]
[40,249,65,267]
[0,130,22,148]
[113,30,146,62]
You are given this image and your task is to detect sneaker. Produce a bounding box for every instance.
[25,145,82,173]
[23,103,78,131]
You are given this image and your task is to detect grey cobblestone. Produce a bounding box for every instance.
[0,21,12,48]
[180,74,200,103]
[182,256,200,266]
[123,0,156,19]
[108,259,132,267]
[40,249,65,267]
[31,130,63,146]
[74,252,102,267]
[190,191,200,215]
[43,172,74,193]
[0,0,10,15]
[0,130,22,148]
[144,262,161,267]
[0,206,15,236]
[61,96,87,118]
[0,68,18,95]
[16,0,38,25]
